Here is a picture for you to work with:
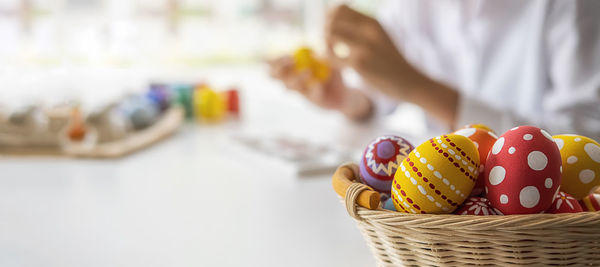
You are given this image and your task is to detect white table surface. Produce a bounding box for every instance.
[0,65,428,267]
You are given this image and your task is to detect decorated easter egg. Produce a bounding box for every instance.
[454,127,498,196]
[545,192,582,214]
[391,134,479,214]
[485,126,562,214]
[579,193,600,211]
[359,135,414,194]
[552,135,600,199]
[460,123,496,135]
[454,197,499,215]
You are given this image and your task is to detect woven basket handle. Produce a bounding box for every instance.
[332,163,381,210]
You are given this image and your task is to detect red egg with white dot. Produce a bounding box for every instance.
[545,191,583,214]
[453,127,498,196]
[454,197,500,215]
[485,126,562,214]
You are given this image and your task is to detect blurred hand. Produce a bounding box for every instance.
[325,4,459,126]
[269,56,344,110]
[325,5,426,100]
[269,55,373,120]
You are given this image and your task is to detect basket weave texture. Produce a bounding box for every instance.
[340,163,600,267]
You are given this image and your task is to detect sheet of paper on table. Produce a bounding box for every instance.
[230,133,353,177]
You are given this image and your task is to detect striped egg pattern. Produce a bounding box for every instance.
[391,134,480,214]
[580,193,600,211]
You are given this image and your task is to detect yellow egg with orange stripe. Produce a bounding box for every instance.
[391,134,480,214]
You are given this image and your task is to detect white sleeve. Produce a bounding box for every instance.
[456,0,600,140]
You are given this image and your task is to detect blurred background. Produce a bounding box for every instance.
[0,1,426,267]
[0,0,381,67]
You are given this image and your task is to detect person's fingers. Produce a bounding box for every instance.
[269,56,295,79]
[325,7,373,68]
[328,20,368,45]
[305,83,325,105]
[326,5,372,43]
[326,40,348,67]
[285,70,312,93]
[326,4,365,31]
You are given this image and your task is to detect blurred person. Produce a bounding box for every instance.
[270,1,600,139]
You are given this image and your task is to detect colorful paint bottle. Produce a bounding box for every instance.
[194,86,225,122]
[147,83,170,112]
[225,88,240,117]
[170,84,194,119]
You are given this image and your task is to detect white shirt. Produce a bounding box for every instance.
[368,0,600,140]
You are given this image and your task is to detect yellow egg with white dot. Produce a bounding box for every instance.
[391,134,480,214]
[553,135,600,200]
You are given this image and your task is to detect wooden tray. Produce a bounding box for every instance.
[0,107,184,158]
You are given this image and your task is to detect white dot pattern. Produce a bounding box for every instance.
[523,134,533,140]
[567,156,578,164]
[519,186,540,208]
[396,149,461,212]
[584,143,600,163]
[492,137,504,155]
[488,166,506,185]
[540,129,553,142]
[500,194,508,204]
[527,151,548,171]
[579,169,596,184]
[554,138,564,150]
[391,186,416,214]
[454,128,476,137]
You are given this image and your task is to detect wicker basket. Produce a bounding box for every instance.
[332,163,600,266]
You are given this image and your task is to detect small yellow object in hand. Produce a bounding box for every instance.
[292,47,330,83]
